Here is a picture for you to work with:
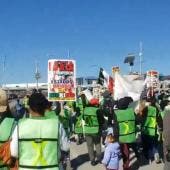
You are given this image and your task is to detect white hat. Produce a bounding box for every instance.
[82,89,93,101]
[0,89,7,112]
[107,127,114,135]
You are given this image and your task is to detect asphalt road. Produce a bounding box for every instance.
[70,141,164,170]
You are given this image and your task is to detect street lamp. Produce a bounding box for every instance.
[124,53,135,74]
[35,61,41,90]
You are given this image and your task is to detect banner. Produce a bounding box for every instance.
[48,59,76,101]
[114,72,144,101]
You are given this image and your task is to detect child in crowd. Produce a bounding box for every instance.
[102,132,121,170]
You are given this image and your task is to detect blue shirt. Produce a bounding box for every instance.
[102,142,120,169]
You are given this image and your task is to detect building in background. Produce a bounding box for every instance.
[76,76,98,86]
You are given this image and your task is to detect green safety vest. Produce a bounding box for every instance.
[83,107,99,134]
[45,110,57,118]
[18,117,59,170]
[143,106,157,136]
[75,106,99,134]
[0,118,15,170]
[115,108,136,143]
[77,98,84,113]
[23,97,29,109]
[66,101,73,109]
[74,114,84,134]
[74,98,84,134]
[59,108,70,136]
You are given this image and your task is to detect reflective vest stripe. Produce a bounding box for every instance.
[143,126,155,129]
[118,119,135,123]
[0,141,8,143]
[19,164,59,169]
[32,141,48,166]
[19,138,58,142]
[84,125,99,127]
[118,121,136,135]
[119,131,136,136]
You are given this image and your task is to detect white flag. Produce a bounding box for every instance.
[114,72,144,101]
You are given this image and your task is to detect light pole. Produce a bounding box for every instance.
[139,42,143,75]
[35,61,41,90]
[124,53,135,74]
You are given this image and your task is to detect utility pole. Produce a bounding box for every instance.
[139,42,143,75]
[35,61,41,90]
[67,50,70,59]
[0,56,6,87]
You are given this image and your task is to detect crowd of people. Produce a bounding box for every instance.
[0,87,170,170]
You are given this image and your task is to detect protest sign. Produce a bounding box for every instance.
[146,70,159,88]
[112,66,120,73]
[48,59,76,101]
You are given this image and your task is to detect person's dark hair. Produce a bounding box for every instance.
[32,89,38,94]
[38,89,42,93]
[147,96,156,106]
[160,100,169,111]
[28,93,48,115]
[117,97,132,110]
[80,94,87,108]
[47,101,52,109]
[54,102,61,115]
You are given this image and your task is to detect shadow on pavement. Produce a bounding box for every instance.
[129,154,150,170]
[130,160,140,170]
[71,153,89,170]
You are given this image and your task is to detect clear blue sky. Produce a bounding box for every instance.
[0,0,170,84]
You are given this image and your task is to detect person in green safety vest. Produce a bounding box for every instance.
[45,101,72,170]
[59,101,74,138]
[115,96,140,170]
[45,101,58,118]
[78,93,103,166]
[140,96,163,164]
[58,101,74,170]
[160,96,169,119]
[74,95,85,145]
[10,93,69,170]
[162,97,170,170]
[0,89,16,170]
[22,95,30,118]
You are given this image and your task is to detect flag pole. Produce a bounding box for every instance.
[139,42,143,75]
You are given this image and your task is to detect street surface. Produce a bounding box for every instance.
[70,141,164,170]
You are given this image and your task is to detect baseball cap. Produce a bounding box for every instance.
[0,89,7,112]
